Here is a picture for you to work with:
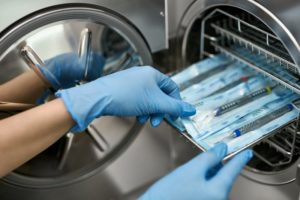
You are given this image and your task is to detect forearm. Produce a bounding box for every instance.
[0,99,75,177]
[0,71,47,103]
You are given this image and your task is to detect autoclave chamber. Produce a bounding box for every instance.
[172,1,300,199]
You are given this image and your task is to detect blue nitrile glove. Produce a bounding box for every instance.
[56,66,196,132]
[139,143,253,200]
[39,52,106,90]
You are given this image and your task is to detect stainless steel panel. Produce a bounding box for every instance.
[0,0,167,52]
[166,0,195,38]
[0,122,176,200]
[230,175,300,200]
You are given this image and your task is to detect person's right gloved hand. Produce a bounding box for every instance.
[56,66,196,132]
[38,52,106,91]
[139,143,253,200]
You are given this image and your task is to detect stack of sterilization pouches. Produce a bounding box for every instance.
[167,54,300,156]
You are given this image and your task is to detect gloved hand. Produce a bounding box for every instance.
[56,66,196,132]
[39,52,106,90]
[139,143,253,200]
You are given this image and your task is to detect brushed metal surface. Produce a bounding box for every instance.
[230,174,300,200]
[0,0,167,52]
[0,122,176,200]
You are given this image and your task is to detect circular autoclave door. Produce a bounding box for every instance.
[0,6,152,188]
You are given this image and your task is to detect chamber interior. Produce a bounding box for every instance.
[182,6,300,173]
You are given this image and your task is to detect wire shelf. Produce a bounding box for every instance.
[200,8,300,168]
[211,23,297,72]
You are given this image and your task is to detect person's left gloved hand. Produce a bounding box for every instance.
[38,52,106,90]
[139,143,253,200]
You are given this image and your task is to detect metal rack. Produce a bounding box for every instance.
[200,9,297,69]
[199,8,300,168]
[253,122,299,168]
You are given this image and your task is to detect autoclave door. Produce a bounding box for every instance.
[0,5,158,200]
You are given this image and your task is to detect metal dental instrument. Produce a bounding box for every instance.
[214,85,276,116]
[231,104,294,138]
[178,61,235,91]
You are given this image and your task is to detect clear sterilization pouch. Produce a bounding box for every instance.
[166,54,300,158]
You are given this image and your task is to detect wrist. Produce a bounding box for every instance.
[53,98,76,128]
[55,83,112,132]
